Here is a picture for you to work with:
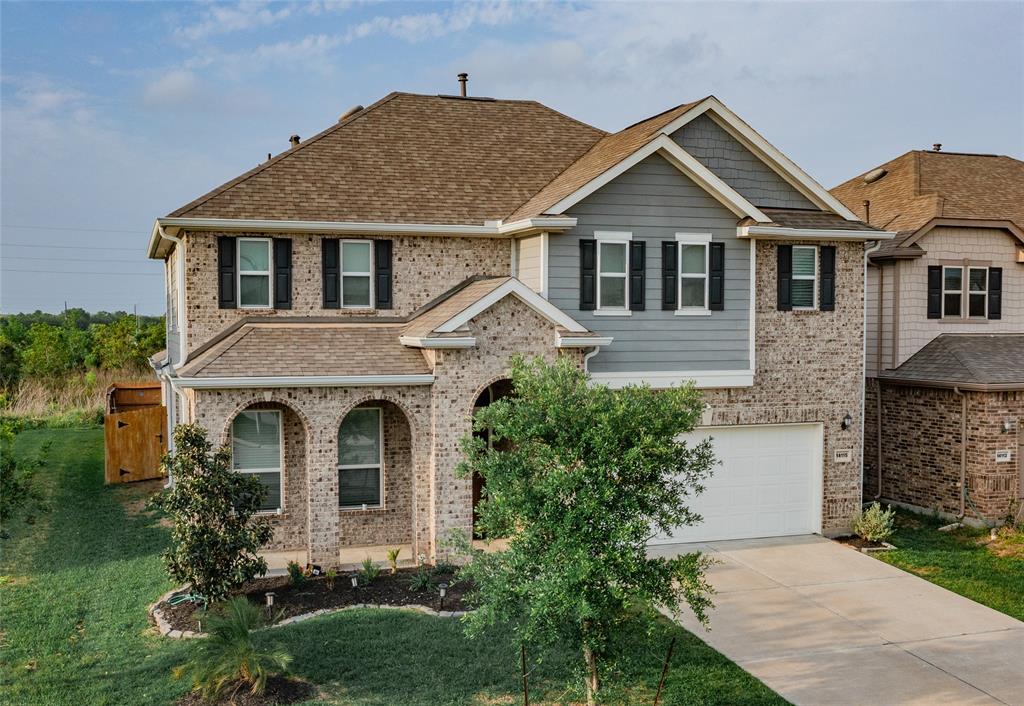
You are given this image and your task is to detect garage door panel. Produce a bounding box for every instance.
[650,424,822,544]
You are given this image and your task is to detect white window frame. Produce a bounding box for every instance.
[337,406,384,510]
[237,237,273,309]
[339,239,374,309]
[594,231,632,316]
[967,266,988,318]
[942,265,963,318]
[231,409,283,514]
[675,232,712,316]
[791,245,818,311]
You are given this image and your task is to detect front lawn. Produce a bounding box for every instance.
[1,427,786,705]
[876,511,1024,621]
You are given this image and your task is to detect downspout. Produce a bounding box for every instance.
[863,240,883,503]
[583,346,601,374]
[954,386,967,519]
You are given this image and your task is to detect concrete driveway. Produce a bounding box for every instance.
[651,535,1024,706]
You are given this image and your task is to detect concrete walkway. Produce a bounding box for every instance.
[651,535,1024,706]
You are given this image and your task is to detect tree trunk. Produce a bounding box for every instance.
[583,644,600,706]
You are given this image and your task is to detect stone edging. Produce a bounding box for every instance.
[149,587,468,639]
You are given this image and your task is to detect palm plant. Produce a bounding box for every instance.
[175,597,291,702]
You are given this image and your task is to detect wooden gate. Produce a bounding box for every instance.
[104,400,168,485]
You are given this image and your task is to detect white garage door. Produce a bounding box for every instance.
[650,423,823,544]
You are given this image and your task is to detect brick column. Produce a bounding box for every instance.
[306,420,341,567]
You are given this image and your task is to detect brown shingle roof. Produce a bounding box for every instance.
[170,93,605,224]
[178,322,429,378]
[402,277,511,338]
[739,208,884,232]
[878,334,1024,390]
[830,151,1024,257]
[506,100,705,221]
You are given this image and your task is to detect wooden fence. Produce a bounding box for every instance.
[104,382,167,484]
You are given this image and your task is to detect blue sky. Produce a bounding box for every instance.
[2,0,1021,314]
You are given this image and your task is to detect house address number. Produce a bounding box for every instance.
[995,450,1013,463]
[834,449,853,463]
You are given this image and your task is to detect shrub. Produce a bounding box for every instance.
[432,560,458,576]
[286,561,307,588]
[324,567,337,591]
[148,424,273,602]
[852,502,896,543]
[174,597,291,701]
[0,417,50,537]
[386,547,401,574]
[408,566,432,592]
[359,557,381,584]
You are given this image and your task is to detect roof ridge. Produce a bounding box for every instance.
[617,96,707,132]
[168,92,403,217]
[943,334,988,384]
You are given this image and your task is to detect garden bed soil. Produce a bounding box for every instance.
[177,675,315,706]
[160,567,470,632]
[834,536,893,551]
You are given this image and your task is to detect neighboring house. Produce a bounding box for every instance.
[832,149,1024,522]
[149,85,890,567]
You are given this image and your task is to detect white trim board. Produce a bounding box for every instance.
[434,278,589,334]
[740,225,896,241]
[589,369,755,389]
[658,96,860,221]
[543,134,770,223]
[398,336,476,349]
[175,374,435,389]
[556,334,614,348]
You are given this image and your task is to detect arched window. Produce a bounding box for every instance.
[231,409,283,512]
[338,407,383,509]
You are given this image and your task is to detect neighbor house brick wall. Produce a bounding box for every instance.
[964,391,1023,519]
[181,231,511,352]
[702,240,866,535]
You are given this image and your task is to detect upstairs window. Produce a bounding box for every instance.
[340,241,372,308]
[231,410,282,513]
[676,233,711,312]
[942,266,963,317]
[791,246,818,309]
[597,237,629,311]
[338,407,383,509]
[238,238,272,308]
[968,267,988,317]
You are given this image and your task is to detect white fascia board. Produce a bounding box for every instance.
[589,369,755,390]
[148,216,578,258]
[175,374,435,389]
[556,334,614,348]
[434,278,589,334]
[739,225,897,241]
[398,336,476,349]
[543,136,770,223]
[658,97,861,221]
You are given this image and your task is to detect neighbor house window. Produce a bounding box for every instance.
[943,266,963,317]
[338,407,383,508]
[231,410,282,513]
[340,240,372,308]
[676,233,711,311]
[791,245,817,309]
[596,234,630,311]
[968,267,988,317]
[238,238,272,308]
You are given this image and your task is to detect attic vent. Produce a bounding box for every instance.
[339,105,364,122]
[863,168,888,184]
[289,134,301,148]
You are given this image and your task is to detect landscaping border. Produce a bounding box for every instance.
[149,588,469,639]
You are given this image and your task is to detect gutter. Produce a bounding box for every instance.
[739,225,898,241]
[876,377,1024,393]
[174,374,435,389]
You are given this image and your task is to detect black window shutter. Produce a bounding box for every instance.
[374,239,393,310]
[777,244,792,311]
[709,241,725,311]
[819,245,836,311]
[988,267,1002,320]
[322,239,340,309]
[217,236,236,309]
[661,241,678,310]
[927,265,942,319]
[273,238,292,309]
[628,240,646,311]
[579,240,596,311]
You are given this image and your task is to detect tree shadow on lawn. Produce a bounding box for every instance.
[263,607,784,706]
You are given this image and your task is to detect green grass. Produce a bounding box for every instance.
[877,511,1024,621]
[1,427,786,705]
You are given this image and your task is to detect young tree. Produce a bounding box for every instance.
[0,418,50,538]
[457,356,716,705]
[150,424,273,602]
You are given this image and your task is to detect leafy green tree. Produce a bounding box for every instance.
[90,315,165,370]
[0,418,50,538]
[457,356,716,705]
[19,323,90,379]
[149,424,273,602]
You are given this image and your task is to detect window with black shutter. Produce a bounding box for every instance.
[819,245,836,312]
[273,238,292,310]
[374,239,393,310]
[661,241,677,310]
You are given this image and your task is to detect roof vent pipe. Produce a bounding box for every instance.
[863,200,871,224]
[933,143,942,152]
[339,105,364,122]
[457,72,468,97]
[289,134,301,148]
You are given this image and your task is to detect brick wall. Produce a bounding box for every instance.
[181,231,511,351]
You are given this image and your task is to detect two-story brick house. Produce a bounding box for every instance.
[832,149,1024,522]
[149,87,890,567]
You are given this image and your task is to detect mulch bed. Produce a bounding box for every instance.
[834,536,891,550]
[160,567,470,633]
[176,675,316,706]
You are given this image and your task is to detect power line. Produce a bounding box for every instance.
[1,224,141,234]
[4,255,158,264]
[2,242,144,251]
[2,268,161,276]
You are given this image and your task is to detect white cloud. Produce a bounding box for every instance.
[142,69,203,107]
[173,0,354,42]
